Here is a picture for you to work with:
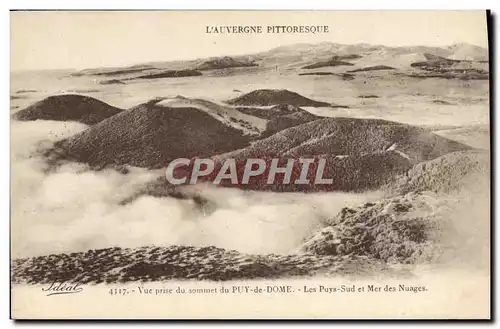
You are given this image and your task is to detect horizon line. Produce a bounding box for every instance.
[10,40,488,73]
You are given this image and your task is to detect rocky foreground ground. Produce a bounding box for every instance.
[12,247,394,284]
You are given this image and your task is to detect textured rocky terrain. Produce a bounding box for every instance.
[12,246,391,284]
[300,191,452,264]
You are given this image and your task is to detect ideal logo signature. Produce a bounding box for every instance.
[41,281,84,296]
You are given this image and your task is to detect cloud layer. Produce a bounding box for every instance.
[11,121,382,258]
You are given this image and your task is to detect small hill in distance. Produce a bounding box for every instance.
[298,72,336,76]
[133,70,202,80]
[226,89,345,108]
[12,94,123,125]
[411,53,470,68]
[302,54,362,70]
[408,53,489,80]
[334,54,362,60]
[348,65,395,73]
[196,56,258,70]
[302,59,354,70]
[99,79,125,85]
[407,70,489,80]
[298,73,356,81]
[70,66,155,77]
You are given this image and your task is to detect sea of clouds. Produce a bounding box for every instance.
[11,120,385,258]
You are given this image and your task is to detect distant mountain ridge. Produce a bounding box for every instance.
[68,42,488,78]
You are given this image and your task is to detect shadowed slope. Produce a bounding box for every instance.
[128,117,473,194]
[49,100,251,169]
[12,94,123,125]
[219,117,473,164]
[226,89,336,107]
[243,152,409,192]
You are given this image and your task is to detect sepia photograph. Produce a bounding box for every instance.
[9,10,491,319]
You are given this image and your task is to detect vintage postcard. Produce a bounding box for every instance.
[10,10,490,319]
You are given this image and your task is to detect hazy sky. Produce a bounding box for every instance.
[11,10,488,71]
